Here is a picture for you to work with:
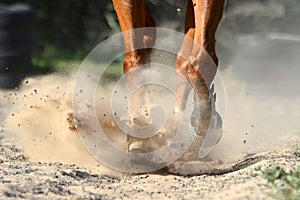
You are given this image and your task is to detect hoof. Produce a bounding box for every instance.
[127,137,167,172]
[127,137,161,153]
[198,112,223,159]
[190,84,223,158]
[128,139,146,153]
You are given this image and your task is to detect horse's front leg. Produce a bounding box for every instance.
[187,0,224,136]
[112,0,145,78]
[175,0,223,160]
[175,0,194,113]
[112,0,157,152]
[112,0,156,89]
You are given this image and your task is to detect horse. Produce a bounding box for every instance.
[112,0,225,154]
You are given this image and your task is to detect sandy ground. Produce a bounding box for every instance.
[0,111,299,200]
[0,136,298,200]
[1,34,300,199]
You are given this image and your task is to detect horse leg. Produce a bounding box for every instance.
[112,0,146,77]
[129,4,156,126]
[142,5,156,64]
[112,0,156,90]
[126,4,159,153]
[175,0,195,112]
[112,0,158,152]
[187,0,224,136]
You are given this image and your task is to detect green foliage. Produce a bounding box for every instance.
[254,148,300,200]
[30,43,86,74]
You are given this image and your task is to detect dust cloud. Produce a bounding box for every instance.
[1,34,300,175]
[211,34,300,162]
[2,73,101,167]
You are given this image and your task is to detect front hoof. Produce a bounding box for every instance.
[128,139,146,153]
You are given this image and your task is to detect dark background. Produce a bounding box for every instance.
[0,0,299,73]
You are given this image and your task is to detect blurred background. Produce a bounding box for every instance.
[0,0,299,88]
